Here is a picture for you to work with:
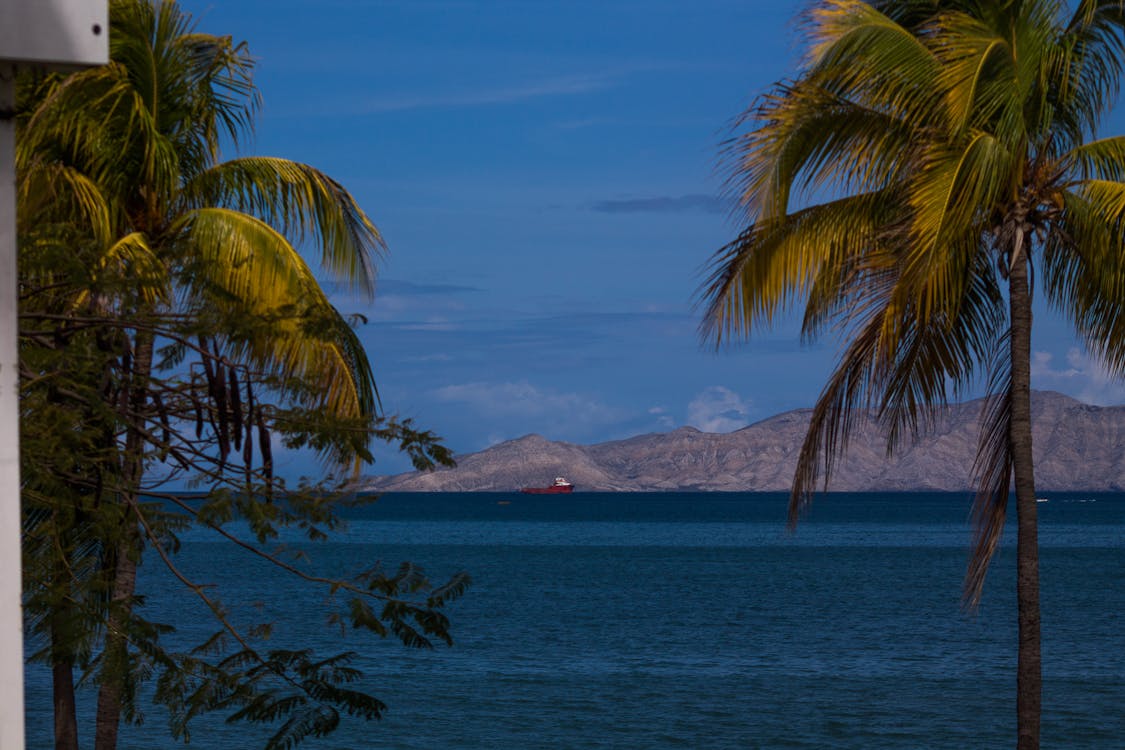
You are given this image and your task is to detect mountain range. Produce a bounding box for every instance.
[359,391,1125,492]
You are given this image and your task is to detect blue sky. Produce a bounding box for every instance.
[179,0,1125,477]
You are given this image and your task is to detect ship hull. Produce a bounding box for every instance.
[519,485,574,494]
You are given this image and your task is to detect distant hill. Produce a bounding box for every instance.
[359,391,1125,492]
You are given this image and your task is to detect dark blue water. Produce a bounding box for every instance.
[25,492,1125,748]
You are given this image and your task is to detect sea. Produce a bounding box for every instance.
[23,491,1125,749]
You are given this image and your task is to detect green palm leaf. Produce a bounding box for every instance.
[183,158,383,293]
[172,207,377,420]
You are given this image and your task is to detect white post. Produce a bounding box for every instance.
[0,66,26,750]
[0,5,106,748]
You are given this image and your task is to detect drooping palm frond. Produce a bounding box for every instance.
[929,10,1026,139]
[802,0,940,102]
[724,84,922,222]
[171,207,378,424]
[965,336,1012,608]
[18,61,184,220]
[1066,135,1125,182]
[1042,184,1125,373]
[788,271,895,523]
[699,190,897,344]
[172,208,320,309]
[725,4,938,224]
[878,250,1006,447]
[902,132,1015,320]
[17,160,114,247]
[76,232,170,310]
[1069,178,1125,222]
[789,248,1005,523]
[1057,0,1125,143]
[183,158,383,294]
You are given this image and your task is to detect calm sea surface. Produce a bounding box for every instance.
[24,492,1125,749]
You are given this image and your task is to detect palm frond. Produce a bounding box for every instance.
[931,11,1020,138]
[724,82,921,222]
[904,131,1014,321]
[183,157,383,293]
[965,337,1013,609]
[789,284,891,524]
[1065,135,1125,182]
[804,0,938,101]
[789,250,1003,521]
[698,190,894,345]
[18,60,181,208]
[1068,178,1125,222]
[1057,0,1125,142]
[878,251,1005,449]
[17,160,114,246]
[74,231,170,309]
[1043,185,1125,373]
[172,207,377,426]
[109,0,256,164]
[172,207,323,309]
[724,2,938,223]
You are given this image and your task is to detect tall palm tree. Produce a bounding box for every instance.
[699,2,1125,748]
[18,1,388,748]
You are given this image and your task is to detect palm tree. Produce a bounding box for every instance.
[699,2,1125,748]
[17,1,390,747]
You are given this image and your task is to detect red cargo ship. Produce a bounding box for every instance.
[520,476,574,494]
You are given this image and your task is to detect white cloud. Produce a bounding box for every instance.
[1031,347,1125,405]
[686,386,753,433]
[1030,350,1078,379]
[648,405,674,428]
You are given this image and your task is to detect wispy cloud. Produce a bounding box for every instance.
[341,278,481,323]
[434,382,607,416]
[433,380,623,421]
[589,194,730,215]
[324,278,479,302]
[362,72,617,113]
[648,405,675,429]
[396,318,460,332]
[1031,350,1079,379]
[687,386,753,433]
[403,352,454,363]
[551,116,617,131]
[377,279,481,296]
[1031,347,1125,405]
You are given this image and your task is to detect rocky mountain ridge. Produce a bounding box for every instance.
[360,391,1125,492]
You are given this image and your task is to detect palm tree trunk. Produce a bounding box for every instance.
[1008,246,1041,750]
[93,543,139,750]
[94,329,154,750]
[51,613,79,750]
[47,514,80,750]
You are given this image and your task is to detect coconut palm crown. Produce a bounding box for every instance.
[699,1,1125,748]
[19,0,384,445]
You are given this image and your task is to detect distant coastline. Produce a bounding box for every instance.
[360,391,1125,493]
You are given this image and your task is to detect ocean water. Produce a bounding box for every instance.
[24,492,1125,749]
